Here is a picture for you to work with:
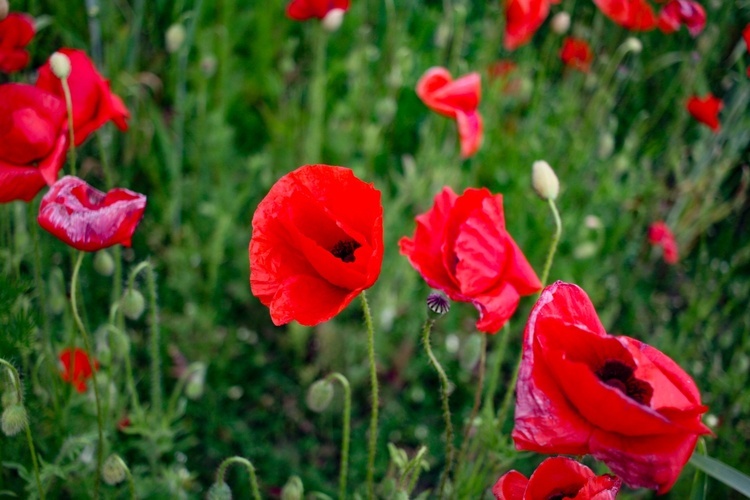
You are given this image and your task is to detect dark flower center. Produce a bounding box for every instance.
[597,360,653,406]
[546,489,579,500]
[330,239,361,263]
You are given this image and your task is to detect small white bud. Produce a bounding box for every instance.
[550,12,570,35]
[165,24,187,53]
[50,52,72,80]
[101,454,128,485]
[0,0,9,21]
[623,37,642,54]
[305,379,334,413]
[1,404,27,437]
[321,8,345,32]
[93,250,115,277]
[531,160,560,200]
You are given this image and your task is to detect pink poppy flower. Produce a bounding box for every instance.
[657,0,706,37]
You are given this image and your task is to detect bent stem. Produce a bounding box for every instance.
[215,456,261,500]
[71,251,105,498]
[327,372,351,500]
[360,291,379,500]
[539,198,562,289]
[0,360,44,500]
[422,318,454,498]
[60,77,77,174]
[455,333,486,473]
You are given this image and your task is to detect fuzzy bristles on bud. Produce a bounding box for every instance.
[121,289,145,321]
[101,454,128,485]
[50,52,72,80]
[1,404,27,437]
[306,379,334,413]
[322,8,345,32]
[550,12,570,35]
[0,0,9,20]
[531,160,560,201]
[207,482,233,500]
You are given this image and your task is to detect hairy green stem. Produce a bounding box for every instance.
[327,372,351,500]
[215,456,261,500]
[60,77,77,175]
[539,198,562,289]
[304,25,328,162]
[360,291,379,500]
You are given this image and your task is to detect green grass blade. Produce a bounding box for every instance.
[689,453,750,497]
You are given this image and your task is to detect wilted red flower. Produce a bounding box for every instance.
[686,93,722,132]
[286,0,350,21]
[593,0,658,30]
[504,0,560,50]
[249,165,383,326]
[657,0,706,36]
[492,456,621,500]
[35,48,129,146]
[560,37,593,72]
[0,13,34,73]
[37,176,147,252]
[512,281,710,493]
[416,67,483,158]
[399,187,541,333]
[60,347,99,393]
[648,221,678,264]
[0,84,68,203]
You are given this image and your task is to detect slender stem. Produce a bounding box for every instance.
[60,77,77,174]
[145,263,162,416]
[539,198,562,289]
[0,360,44,500]
[360,291,379,500]
[327,372,351,500]
[456,332,486,473]
[401,446,428,493]
[481,322,510,417]
[71,252,104,498]
[495,349,521,429]
[304,25,328,162]
[126,467,136,500]
[421,318,454,498]
[29,202,51,342]
[166,363,204,417]
[215,457,261,500]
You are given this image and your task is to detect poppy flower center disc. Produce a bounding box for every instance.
[597,360,653,405]
[330,239,361,263]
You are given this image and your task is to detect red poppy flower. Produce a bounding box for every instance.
[0,13,34,73]
[657,0,706,36]
[37,176,147,252]
[399,187,541,333]
[686,93,722,132]
[648,221,679,264]
[504,0,560,50]
[0,84,68,203]
[492,457,622,500]
[560,37,593,72]
[249,165,383,326]
[744,24,750,78]
[286,0,350,21]
[593,0,658,30]
[416,67,483,158]
[512,281,710,493]
[35,48,129,146]
[60,347,99,393]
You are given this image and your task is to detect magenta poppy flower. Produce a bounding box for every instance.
[0,13,34,73]
[686,93,722,132]
[37,176,147,252]
[657,0,706,37]
[286,0,350,21]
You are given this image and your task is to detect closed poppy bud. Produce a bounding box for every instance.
[1,389,17,408]
[0,1,8,20]
[101,454,128,485]
[93,250,115,276]
[281,476,304,500]
[531,160,559,201]
[49,51,72,79]
[207,482,232,500]
[0,12,34,72]
[306,379,334,413]
[185,362,207,400]
[121,289,146,320]
[622,36,643,54]
[550,12,571,34]
[165,24,186,53]
[321,8,345,32]
[1,404,27,436]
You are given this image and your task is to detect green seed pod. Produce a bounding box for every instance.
[121,289,145,320]
[1,404,27,437]
[101,454,128,485]
[305,379,334,413]
[207,482,232,500]
[93,250,115,276]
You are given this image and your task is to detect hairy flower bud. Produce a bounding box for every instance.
[1,388,18,408]
[101,454,128,485]
[531,160,560,200]
[550,12,571,34]
[281,476,304,500]
[305,379,334,413]
[321,8,345,32]
[207,482,232,500]
[165,24,187,53]
[623,37,643,54]
[1,404,27,437]
[93,250,115,277]
[50,52,72,79]
[121,289,145,320]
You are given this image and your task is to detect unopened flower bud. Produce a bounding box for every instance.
[165,24,186,53]
[109,328,131,359]
[0,0,9,20]
[207,482,232,500]
[550,12,570,34]
[1,404,27,437]
[50,52,72,80]
[306,379,334,413]
[597,132,615,159]
[121,289,145,320]
[623,37,642,54]
[281,476,304,500]
[93,250,115,276]
[1,389,18,408]
[321,8,345,32]
[101,454,128,485]
[185,362,207,400]
[531,160,560,200]
[426,291,450,315]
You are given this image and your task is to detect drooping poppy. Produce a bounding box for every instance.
[0,84,68,203]
[648,221,679,264]
[592,0,658,31]
[249,164,383,326]
[492,456,622,500]
[0,13,34,73]
[686,93,722,132]
[35,48,130,146]
[560,37,594,72]
[657,0,706,37]
[286,0,350,21]
[416,67,483,158]
[399,187,541,333]
[37,176,147,252]
[504,0,560,51]
[512,281,710,493]
[60,347,99,393]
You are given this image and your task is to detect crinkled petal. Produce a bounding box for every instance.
[492,470,528,500]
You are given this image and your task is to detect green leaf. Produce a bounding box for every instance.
[689,453,750,497]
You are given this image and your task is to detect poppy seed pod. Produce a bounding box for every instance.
[550,12,571,34]
[121,289,145,320]
[306,379,334,413]
[1,404,27,436]
[207,482,232,500]
[101,454,128,485]
[531,160,559,200]
[49,52,72,79]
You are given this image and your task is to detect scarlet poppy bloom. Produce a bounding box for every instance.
[60,347,99,393]
[0,84,68,203]
[744,24,750,78]
[286,0,350,21]
[560,37,593,72]
[35,48,129,146]
[593,0,658,30]
[657,0,706,36]
[686,93,722,132]
[504,0,560,51]
[399,187,541,333]
[492,457,621,500]
[648,221,679,264]
[0,13,34,73]
[249,165,383,326]
[37,176,147,252]
[416,67,483,158]
[512,281,710,493]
